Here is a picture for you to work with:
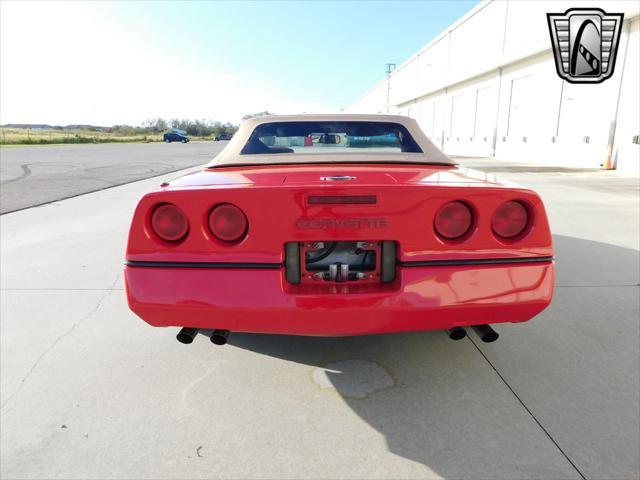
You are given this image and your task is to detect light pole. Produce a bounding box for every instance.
[385,63,396,114]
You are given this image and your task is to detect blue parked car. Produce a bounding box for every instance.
[163,129,189,143]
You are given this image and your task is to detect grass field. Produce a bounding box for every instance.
[0,128,167,145]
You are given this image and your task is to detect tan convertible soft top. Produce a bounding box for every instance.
[206,114,455,167]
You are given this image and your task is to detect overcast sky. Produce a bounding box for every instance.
[0,0,477,126]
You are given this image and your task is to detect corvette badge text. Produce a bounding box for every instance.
[547,8,623,84]
[297,218,389,230]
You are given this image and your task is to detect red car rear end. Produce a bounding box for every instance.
[124,115,554,343]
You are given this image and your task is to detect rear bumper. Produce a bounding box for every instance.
[124,260,554,336]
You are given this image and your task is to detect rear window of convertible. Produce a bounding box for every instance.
[240,121,423,155]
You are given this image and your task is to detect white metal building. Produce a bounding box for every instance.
[346,0,640,171]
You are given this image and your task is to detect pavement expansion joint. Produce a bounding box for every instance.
[467,336,588,480]
[0,274,120,414]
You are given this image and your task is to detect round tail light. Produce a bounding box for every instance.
[208,204,248,242]
[492,201,529,239]
[434,201,473,240]
[151,204,189,242]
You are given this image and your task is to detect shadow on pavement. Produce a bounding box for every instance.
[226,235,639,479]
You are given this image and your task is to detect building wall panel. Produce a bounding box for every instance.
[613,17,640,171]
[447,1,507,84]
[346,0,640,170]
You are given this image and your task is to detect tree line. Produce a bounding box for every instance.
[119,118,239,137]
[133,113,274,137]
[3,112,276,138]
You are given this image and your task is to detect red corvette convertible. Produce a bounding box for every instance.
[125,115,554,345]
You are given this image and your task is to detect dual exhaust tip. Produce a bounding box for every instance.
[448,324,499,343]
[177,324,497,345]
[176,328,230,345]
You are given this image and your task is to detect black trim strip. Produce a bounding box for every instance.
[126,256,553,270]
[207,161,456,169]
[125,260,283,269]
[399,256,554,267]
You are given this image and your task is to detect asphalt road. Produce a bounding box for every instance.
[0,142,226,214]
[0,152,638,479]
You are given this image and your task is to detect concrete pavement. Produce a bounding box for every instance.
[0,142,226,214]
[0,159,638,479]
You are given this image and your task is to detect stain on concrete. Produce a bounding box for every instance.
[312,359,395,399]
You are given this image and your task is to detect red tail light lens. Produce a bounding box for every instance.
[434,201,473,240]
[208,204,248,242]
[492,201,529,238]
[151,204,189,242]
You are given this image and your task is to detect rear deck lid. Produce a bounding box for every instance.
[283,170,398,186]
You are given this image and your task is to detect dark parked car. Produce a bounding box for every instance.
[214,133,232,141]
[164,130,189,143]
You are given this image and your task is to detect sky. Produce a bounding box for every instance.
[0,0,478,126]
